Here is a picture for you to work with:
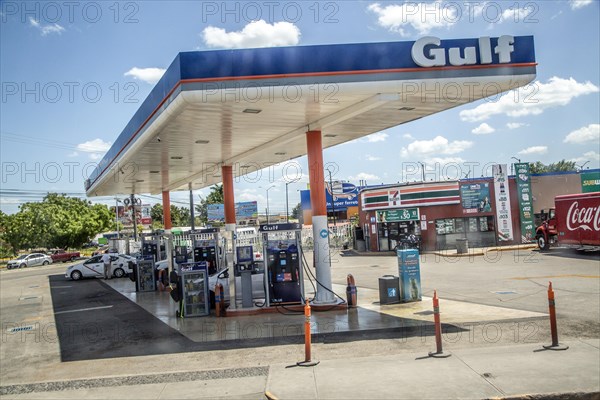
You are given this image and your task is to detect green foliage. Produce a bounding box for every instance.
[0,194,113,252]
[147,202,190,227]
[195,184,224,225]
[529,160,577,174]
[291,203,302,220]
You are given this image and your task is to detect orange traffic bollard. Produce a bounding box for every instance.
[543,282,568,350]
[346,274,357,307]
[297,299,319,367]
[428,290,451,358]
[215,283,224,317]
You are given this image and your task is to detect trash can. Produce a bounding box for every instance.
[456,238,469,254]
[356,240,366,252]
[378,275,400,305]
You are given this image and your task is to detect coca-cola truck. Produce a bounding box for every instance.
[535,192,600,251]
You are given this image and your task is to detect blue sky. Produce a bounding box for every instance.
[1,0,599,216]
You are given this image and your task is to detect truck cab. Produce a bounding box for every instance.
[535,208,557,250]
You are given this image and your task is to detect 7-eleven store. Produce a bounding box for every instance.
[358,180,516,252]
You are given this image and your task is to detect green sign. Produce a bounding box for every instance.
[98,237,108,245]
[377,208,419,222]
[581,171,600,193]
[514,163,535,243]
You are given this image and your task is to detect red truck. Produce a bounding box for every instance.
[535,192,600,251]
[49,249,81,263]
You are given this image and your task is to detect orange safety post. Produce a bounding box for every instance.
[543,281,569,350]
[428,290,451,358]
[346,274,357,307]
[297,300,319,367]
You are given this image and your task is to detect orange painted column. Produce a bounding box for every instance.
[162,191,172,230]
[306,130,335,304]
[222,165,236,231]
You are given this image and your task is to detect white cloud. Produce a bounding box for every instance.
[202,20,300,49]
[124,67,166,84]
[569,0,593,9]
[365,132,389,142]
[507,122,527,130]
[401,135,473,157]
[402,133,414,140]
[348,172,381,182]
[77,139,111,160]
[29,17,65,36]
[471,123,495,135]
[459,77,599,122]
[499,7,532,23]
[367,2,457,36]
[424,157,466,165]
[67,151,79,157]
[571,151,600,163]
[518,146,548,155]
[563,124,600,144]
[365,154,381,161]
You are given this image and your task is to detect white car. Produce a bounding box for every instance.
[65,254,136,281]
[7,253,53,269]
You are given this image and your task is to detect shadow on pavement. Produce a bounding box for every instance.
[49,275,461,362]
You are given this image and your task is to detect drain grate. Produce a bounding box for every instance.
[19,296,41,301]
[7,325,34,333]
[492,291,517,295]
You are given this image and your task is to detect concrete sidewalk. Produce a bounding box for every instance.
[1,340,598,399]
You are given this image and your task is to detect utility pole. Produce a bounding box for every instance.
[285,181,289,223]
[130,194,138,241]
[326,167,336,227]
[189,183,195,230]
[115,198,120,238]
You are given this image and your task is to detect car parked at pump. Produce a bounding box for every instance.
[65,254,136,280]
[6,253,53,269]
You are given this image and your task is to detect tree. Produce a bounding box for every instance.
[150,204,163,225]
[291,203,302,220]
[195,184,224,225]
[170,205,191,227]
[529,160,577,174]
[0,194,113,251]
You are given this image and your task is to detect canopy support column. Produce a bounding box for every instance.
[306,130,335,304]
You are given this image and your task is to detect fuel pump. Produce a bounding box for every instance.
[260,223,304,307]
[141,233,165,262]
[191,228,221,275]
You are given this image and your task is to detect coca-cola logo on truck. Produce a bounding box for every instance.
[566,201,600,232]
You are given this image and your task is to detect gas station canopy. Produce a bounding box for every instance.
[85,35,536,197]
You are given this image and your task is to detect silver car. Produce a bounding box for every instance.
[6,253,53,269]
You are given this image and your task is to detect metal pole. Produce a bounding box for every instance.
[266,194,270,224]
[115,198,119,238]
[286,182,289,223]
[327,168,336,227]
[189,183,195,230]
[131,194,138,241]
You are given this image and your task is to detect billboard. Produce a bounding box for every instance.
[326,181,361,210]
[581,171,600,193]
[116,204,152,227]
[515,163,535,243]
[460,183,492,214]
[207,201,258,222]
[493,164,514,241]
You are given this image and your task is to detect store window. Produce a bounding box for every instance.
[435,216,496,249]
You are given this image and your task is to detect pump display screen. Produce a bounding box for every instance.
[280,259,286,266]
[236,246,253,262]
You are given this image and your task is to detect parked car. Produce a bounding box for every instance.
[48,249,81,263]
[7,253,53,269]
[65,254,136,280]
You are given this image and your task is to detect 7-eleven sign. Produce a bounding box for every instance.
[389,190,400,206]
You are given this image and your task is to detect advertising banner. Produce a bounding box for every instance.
[376,208,419,222]
[208,202,259,222]
[514,163,535,243]
[397,249,421,302]
[207,204,225,222]
[326,182,361,210]
[117,204,152,227]
[493,164,514,241]
[235,201,258,220]
[581,171,600,193]
[460,183,492,214]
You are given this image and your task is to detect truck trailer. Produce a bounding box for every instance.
[535,192,600,251]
